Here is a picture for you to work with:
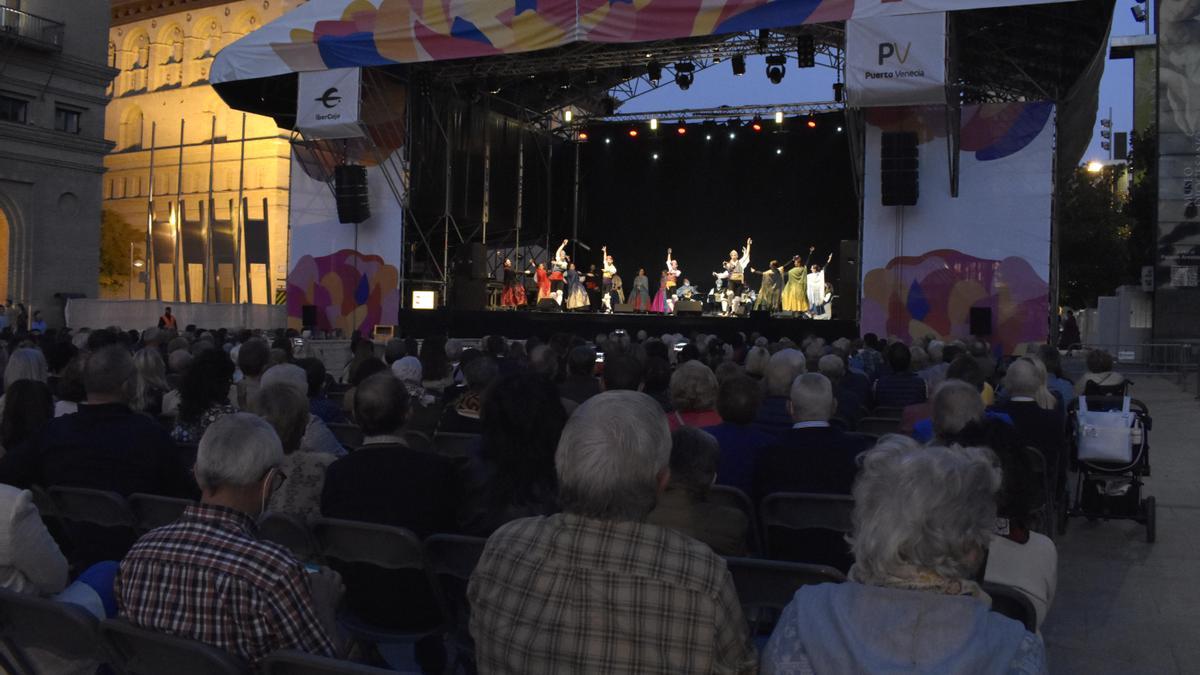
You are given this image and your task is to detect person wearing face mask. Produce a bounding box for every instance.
[114,413,340,666]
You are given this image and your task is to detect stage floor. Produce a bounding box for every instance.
[396,308,858,342]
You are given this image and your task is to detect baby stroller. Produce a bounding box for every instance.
[1058,387,1155,542]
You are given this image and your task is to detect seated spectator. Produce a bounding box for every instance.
[819,354,864,429]
[910,355,1014,442]
[259,383,334,522]
[391,355,440,433]
[458,373,564,536]
[601,353,645,391]
[560,345,600,404]
[668,361,722,430]
[383,337,406,366]
[468,391,756,674]
[235,337,270,409]
[259,364,343,457]
[873,342,928,408]
[754,373,873,500]
[642,356,674,412]
[704,374,773,497]
[1034,344,1075,408]
[132,348,169,416]
[1075,348,1127,396]
[171,349,238,444]
[420,334,455,394]
[848,333,885,382]
[970,338,998,381]
[297,357,348,425]
[116,414,337,666]
[919,340,948,390]
[52,355,87,418]
[0,379,53,458]
[438,355,498,435]
[647,427,748,556]
[753,349,807,437]
[321,373,457,538]
[744,345,770,381]
[995,355,1065,476]
[341,357,387,421]
[762,437,1045,673]
[0,482,68,596]
[0,347,48,418]
[160,349,194,415]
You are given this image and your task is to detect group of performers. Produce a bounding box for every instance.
[498,236,835,319]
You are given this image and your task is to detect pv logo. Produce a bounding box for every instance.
[316,87,342,109]
[878,42,912,66]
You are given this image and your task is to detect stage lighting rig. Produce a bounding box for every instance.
[833,82,844,102]
[647,62,663,84]
[674,62,695,91]
[731,54,746,76]
[806,116,817,129]
[676,119,687,135]
[766,54,787,84]
[797,35,815,68]
[751,116,763,132]
[1131,3,1147,22]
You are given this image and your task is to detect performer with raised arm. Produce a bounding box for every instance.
[807,251,835,319]
[782,246,814,314]
[630,268,651,313]
[500,258,528,308]
[650,248,681,314]
[549,239,569,305]
[749,258,786,313]
[722,237,752,297]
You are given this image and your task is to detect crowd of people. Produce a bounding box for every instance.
[0,318,1129,673]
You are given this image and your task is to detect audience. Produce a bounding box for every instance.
[259,363,344,457]
[559,345,601,404]
[873,342,928,408]
[1075,348,1127,396]
[753,348,807,436]
[0,347,48,418]
[667,360,723,430]
[419,334,455,393]
[132,348,169,416]
[1034,344,1075,407]
[257,383,336,522]
[761,437,1045,673]
[647,426,749,556]
[172,349,238,444]
[439,355,499,435]
[115,414,337,666]
[818,354,864,429]
[744,345,770,380]
[235,337,270,409]
[0,379,53,457]
[996,358,1065,476]
[704,374,772,497]
[601,353,645,391]
[468,391,757,674]
[298,357,348,425]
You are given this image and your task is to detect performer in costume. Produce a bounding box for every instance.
[650,248,681,314]
[675,278,698,302]
[782,247,814,314]
[500,258,527,308]
[549,239,569,305]
[630,268,651,312]
[722,237,753,296]
[749,259,785,312]
[600,246,617,312]
[534,262,552,302]
[610,274,626,309]
[565,263,590,310]
[584,263,601,310]
[806,252,834,319]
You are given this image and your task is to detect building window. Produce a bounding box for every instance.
[0,95,28,124]
[55,107,81,134]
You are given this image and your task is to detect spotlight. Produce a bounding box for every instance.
[774,111,784,125]
[564,109,573,123]
[1131,5,1147,22]
[731,54,746,76]
[676,119,687,135]
[578,131,589,142]
[766,54,787,84]
[705,134,712,141]
[605,137,611,144]
[729,132,736,140]
[629,129,639,138]
[647,62,662,84]
[652,153,659,160]
[833,82,844,103]
[649,118,659,131]
[837,126,843,133]
[806,117,817,129]
[776,148,782,155]
[797,35,815,68]
[674,62,695,91]
[751,116,763,132]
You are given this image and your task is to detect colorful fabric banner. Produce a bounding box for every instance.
[846,12,946,108]
[212,0,1078,85]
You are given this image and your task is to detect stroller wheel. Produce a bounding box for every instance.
[1144,496,1157,543]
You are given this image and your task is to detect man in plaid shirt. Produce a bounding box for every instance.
[116,414,336,665]
[468,391,757,674]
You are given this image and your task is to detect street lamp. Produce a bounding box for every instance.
[130,242,145,300]
[1086,160,1104,174]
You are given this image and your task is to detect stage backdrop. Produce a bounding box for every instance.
[861,102,1055,356]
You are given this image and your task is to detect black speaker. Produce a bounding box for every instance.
[613,303,634,313]
[451,279,488,312]
[536,299,561,313]
[455,243,488,279]
[834,240,859,320]
[749,310,771,320]
[675,300,703,316]
[969,307,992,336]
[881,132,919,206]
[334,164,370,224]
[301,304,318,329]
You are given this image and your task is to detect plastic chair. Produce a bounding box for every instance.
[327,423,364,450]
[1020,447,1054,539]
[760,492,855,572]
[981,582,1038,632]
[708,485,762,555]
[871,406,905,420]
[424,534,487,673]
[724,557,845,635]
[100,618,250,675]
[433,432,481,458]
[129,493,194,532]
[49,486,140,567]
[0,587,111,674]
[258,511,321,562]
[261,649,397,674]
[856,417,902,436]
[310,518,448,649]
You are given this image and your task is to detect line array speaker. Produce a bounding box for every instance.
[881,131,919,207]
[334,164,370,224]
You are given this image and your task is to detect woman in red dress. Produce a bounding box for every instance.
[500,259,527,308]
[534,263,552,302]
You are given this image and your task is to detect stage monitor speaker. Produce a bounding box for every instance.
[536,299,561,313]
[834,240,859,320]
[613,303,634,313]
[881,132,919,206]
[451,279,488,312]
[455,243,488,279]
[675,300,703,316]
[301,304,317,329]
[334,164,370,223]
[969,307,993,336]
[749,310,771,320]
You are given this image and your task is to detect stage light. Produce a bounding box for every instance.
[676,120,687,135]
[649,118,659,131]
[648,62,663,84]
[731,54,746,76]
[674,62,695,91]
[1131,5,1147,22]
[806,117,817,129]
[729,132,736,140]
[705,134,712,140]
[797,35,815,68]
[1087,160,1104,173]
[766,54,787,84]
[629,129,639,138]
[564,109,573,123]
[605,137,611,144]
[837,126,843,132]
[578,131,589,142]
[485,75,500,94]
[774,111,784,125]
[833,82,844,102]
[776,148,782,155]
[751,116,763,132]
[652,153,659,160]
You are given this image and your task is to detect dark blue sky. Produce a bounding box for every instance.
[625,5,1141,166]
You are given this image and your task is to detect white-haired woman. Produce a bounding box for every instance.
[667,361,722,431]
[762,436,1046,674]
[0,347,48,420]
[744,346,770,381]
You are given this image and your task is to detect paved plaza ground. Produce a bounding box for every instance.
[1042,373,1200,673]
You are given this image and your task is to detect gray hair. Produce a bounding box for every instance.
[669,360,719,412]
[817,354,846,381]
[764,348,807,397]
[909,346,930,372]
[556,391,671,521]
[85,346,135,400]
[744,346,771,378]
[927,340,945,364]
[195,413,283,491]
[1005,357,1056,411]
[850,437,1001,583]
[668,426,720,495]
[932,379,985,439]
[168,348,193,374]
[445,338,464,362]
[789,372,835,423]
[255,383,309,452]
[260,363,307,398]
[5,348,47,389]
[529,344,559,380]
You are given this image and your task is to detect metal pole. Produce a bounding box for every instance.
[515,130,524,258]
[205,115,216,302]
[442,107,451,308]
[175,118,185,302]
[147,122,157,301]
[129,242,134,300]
[571,141,580,261]
[235,113,246,304]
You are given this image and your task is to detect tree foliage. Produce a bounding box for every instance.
[1058,165,1137,309]
[1123,126,1157,281]
[98,210,142,291]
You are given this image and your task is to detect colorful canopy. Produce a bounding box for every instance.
[212,0,1077,85]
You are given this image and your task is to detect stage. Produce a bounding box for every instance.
[395,308,858,342]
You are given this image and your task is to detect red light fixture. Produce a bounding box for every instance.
[806,117,817,129]
[578,131,589,142]
[751,115,763,132]
[628,128,639,138]
[677,126,687,136]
